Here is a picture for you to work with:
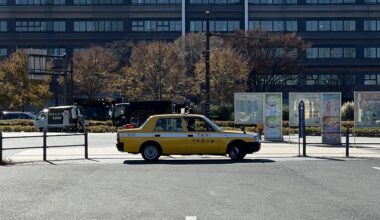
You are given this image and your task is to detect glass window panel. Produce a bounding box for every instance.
[273,21,284,31]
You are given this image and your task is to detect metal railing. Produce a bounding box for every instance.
[0,130,88,163]
[299,127,380,158]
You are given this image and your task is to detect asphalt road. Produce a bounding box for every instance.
[1,158,379,220]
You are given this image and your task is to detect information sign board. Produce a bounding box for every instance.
[321,93,341,144]
[298,100,305,138]
[354,91,380,128]
[289,93,321,127]
[234,93,263,125]
[263,93,282,140]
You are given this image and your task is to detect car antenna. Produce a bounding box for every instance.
[241,126,246,134]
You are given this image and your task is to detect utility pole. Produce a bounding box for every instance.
[63,53,68,105]
[205,11,211,117]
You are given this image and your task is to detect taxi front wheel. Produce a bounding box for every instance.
[141,144,161,161]
[228,144,246,160]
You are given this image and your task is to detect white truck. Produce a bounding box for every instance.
[34,106,86,132]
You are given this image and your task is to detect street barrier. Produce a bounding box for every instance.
[0,130,88,164]
[298,127,380,158]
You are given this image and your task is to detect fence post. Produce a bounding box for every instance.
[346,127,350,158]
[84,129,88,159]
[43,130,47,161]
[0,132,3,163]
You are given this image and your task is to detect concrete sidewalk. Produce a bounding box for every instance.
[3,135,379,164]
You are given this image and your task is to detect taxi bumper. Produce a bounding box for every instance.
[116,142,124,152]
[246,142,261,154]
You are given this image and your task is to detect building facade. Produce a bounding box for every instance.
[1,1,380,100]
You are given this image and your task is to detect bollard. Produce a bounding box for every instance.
[84,129,88,159]
[0,132,3,163]
[43,130,47,161]
[346,127,350,158]
[303,129,306,157]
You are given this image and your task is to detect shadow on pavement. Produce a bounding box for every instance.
[123,158,275,165]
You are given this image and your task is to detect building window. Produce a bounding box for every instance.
[306,74,318,85]
[306,20,355,32]
[306,47,356,59]
[0,0,7,5]
[74,0,123,5]
[190,20,240,32]
[47,48,66,56]
[364,74,380,85]
[249,20,297,32]
[0,21,7,32]
[249,0,297,4]
[190,0,240,4]
[131,0,180,4]
[16,21,65,32]
[306,74,343,85]
[15,0,65,5]
[363,20,380,31]
[364,48,380,58]
[74,21,124,32]
[131,20,181,32]
[365,0,380,3]
[306,0,355,4]
[0,48,7,57]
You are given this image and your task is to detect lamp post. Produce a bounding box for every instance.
[205,11,211,117]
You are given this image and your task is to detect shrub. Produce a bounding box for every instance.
[210,105,234,121]
[282,105,289,121]
[341,101,354,121]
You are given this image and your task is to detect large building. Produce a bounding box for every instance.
[1,1,380,100]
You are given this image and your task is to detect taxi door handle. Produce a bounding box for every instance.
[155,134,160,137]
[188,134,193,137]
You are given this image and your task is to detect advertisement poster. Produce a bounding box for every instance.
[234,93,263,124]
[321,93,341,144]
[355,92,380,128]
[264,93,282,140]
[289,93,321,127]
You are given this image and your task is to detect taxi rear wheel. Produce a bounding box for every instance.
[141,144,161,161]
[227,143,246,160]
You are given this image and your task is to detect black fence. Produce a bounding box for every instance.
[298,127,380,158]
[0,130,88,163]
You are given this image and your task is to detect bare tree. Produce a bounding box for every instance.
[225,30,310,92]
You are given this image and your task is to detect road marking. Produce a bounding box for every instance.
[185,216,197,220]
[373,167,380,171]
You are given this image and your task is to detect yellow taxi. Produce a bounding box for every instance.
[116,114,261,161]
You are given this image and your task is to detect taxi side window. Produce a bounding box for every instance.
[154,118,183,132]
[186,117,214,132]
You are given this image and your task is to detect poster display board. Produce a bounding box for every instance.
[290,92,341,144]
[234,93,263,125]
[321,93,341,144]
[354,91,380,128]
[263,93,283,140]
[234,93,282,140]
[289,93,321,127]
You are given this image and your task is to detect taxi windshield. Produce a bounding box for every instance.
[202,116,222,132]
